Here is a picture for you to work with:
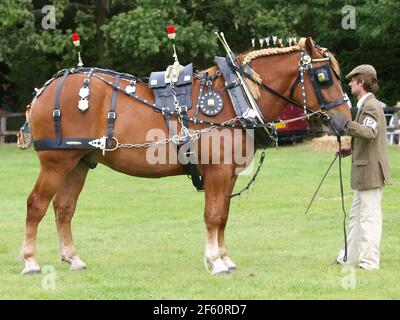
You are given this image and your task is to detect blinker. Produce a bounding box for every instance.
[317,72,326,82]
[313,65,333,87]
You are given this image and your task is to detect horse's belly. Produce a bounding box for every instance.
[94,148,185,178]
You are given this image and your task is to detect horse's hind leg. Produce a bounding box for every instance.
[203,164,236,275]
[21,151,82,275]
[53,161,89,271]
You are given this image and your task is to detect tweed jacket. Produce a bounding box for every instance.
[347,93,392,190]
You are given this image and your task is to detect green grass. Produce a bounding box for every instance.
[0,142,399,300]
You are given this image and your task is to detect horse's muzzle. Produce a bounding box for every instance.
[329,114,351,136]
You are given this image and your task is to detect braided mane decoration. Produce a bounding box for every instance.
[239,38,308,99]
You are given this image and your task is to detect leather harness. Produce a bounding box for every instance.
[31,51,347,191]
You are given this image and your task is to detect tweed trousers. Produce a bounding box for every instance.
[337,188,383,270]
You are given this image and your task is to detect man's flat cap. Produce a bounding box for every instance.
[345,64,377,80]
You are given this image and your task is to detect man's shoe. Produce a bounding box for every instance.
[331,259,341,266]
[358,265,378,271]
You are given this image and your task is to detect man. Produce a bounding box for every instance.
[333,64,392,270]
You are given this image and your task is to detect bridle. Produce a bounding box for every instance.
[233,48,349,120]
[289,50,349,111]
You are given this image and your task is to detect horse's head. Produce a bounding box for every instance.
[298,37,352,135]
[239,37,352,136]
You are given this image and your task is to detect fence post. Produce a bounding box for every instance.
[0,114,6,143]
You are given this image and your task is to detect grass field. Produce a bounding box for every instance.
[0,142,399,300]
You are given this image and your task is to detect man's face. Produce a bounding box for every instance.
[348,76,363,97]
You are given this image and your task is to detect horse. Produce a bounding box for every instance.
[19,37,351,275]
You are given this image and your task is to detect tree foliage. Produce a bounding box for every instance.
[0,0,398,112]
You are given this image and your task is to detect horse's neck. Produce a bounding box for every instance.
[253,54,300,121]
[260,96,290,122]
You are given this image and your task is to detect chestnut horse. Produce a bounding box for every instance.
[20,37,351,275]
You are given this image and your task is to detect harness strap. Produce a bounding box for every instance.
[163,113,204,191]
[321,96,349,110]
[53,69,70,145]
[289,73,301,98]
[180,115,204,191]
[194,73,208,119]
[107,75,120,148]
[215,56,276,148]
[92,72,277,129]
[163,113,178,152]
[308,69,348,111]
[182,154,204,191]
[33,138,98,151]
[228,59,314,113]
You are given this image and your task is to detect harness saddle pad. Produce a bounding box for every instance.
[214,56,271,148]
[149,63,193,113]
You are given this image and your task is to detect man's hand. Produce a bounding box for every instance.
[336,148,351,158]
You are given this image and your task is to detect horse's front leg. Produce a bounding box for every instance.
[203,164,237,275]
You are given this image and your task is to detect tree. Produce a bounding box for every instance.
[0,0,398,112]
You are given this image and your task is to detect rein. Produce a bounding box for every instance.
[234,49,348,117]
[230,151,266,199]
[304,136,348,263]
[90,72,279,130]
[337,136,348,262]
[90,68,325,131]
[228,60,316,114]
[304,153,339,215]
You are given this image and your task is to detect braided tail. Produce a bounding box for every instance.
[16,104,32,150]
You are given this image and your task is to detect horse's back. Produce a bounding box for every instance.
[30,72,185,177]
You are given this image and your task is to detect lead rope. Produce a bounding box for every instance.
[337,136,348,262]
[305,137,348,262]
[304,153,338,215]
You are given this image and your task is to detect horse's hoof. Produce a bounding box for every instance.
[212,269,231,276]
[222,256,237,273]
[227,266,237,273]
[209,258,230,275]
[21,259,41,275]
[21,267,41,275]
[69,259,87,271]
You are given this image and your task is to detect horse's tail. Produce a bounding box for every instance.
[16,104,32,150]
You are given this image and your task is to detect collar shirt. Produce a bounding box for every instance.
[357,92,372,109]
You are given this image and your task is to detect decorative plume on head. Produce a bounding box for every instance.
[242,36,306,99]
[71,33,83,67]
[251,35,299,48]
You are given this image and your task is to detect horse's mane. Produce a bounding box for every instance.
[231,39,306,98]
[239,39,306,65]
[201,37,340,98]
[199,43,305,91]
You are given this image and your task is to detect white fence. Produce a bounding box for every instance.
[0,112,25,143]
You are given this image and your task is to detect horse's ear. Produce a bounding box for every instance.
[305,37,315,54]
